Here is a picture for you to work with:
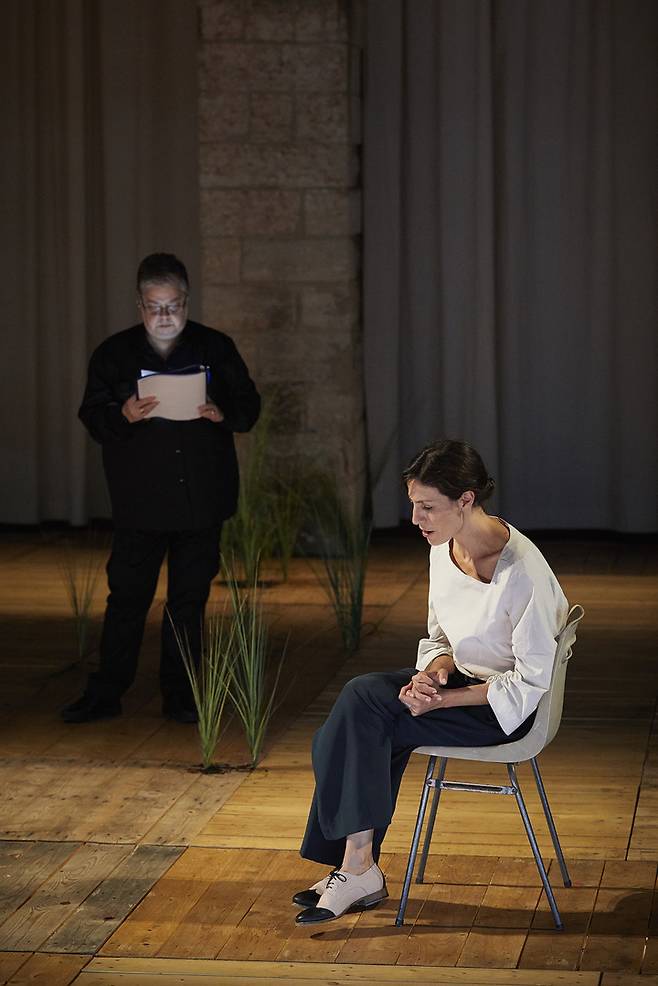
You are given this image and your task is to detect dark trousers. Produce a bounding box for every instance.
[300,669,535,867]
[88,526,221,704]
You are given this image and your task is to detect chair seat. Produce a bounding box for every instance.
[413,731,545,763]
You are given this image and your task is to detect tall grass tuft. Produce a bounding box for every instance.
[270,468,307,581]
[309,474,372,655]
[222,396,277,585]
[57,529,106,665]
[224,560,286,767]
[169,609,234,772]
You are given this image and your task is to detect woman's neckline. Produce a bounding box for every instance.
[447,518,512,584]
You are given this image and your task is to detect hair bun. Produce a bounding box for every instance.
[479,476,495,503]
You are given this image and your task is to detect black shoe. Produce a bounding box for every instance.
[295,866,388,925]
[292,888,322,908]
[292,873,331,908]
[162,697,198,723]
[61,694,122,723]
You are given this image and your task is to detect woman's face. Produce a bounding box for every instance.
[407,479,462,546]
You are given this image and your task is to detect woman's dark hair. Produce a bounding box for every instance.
[137,253,189,293]
[402,439,495,505]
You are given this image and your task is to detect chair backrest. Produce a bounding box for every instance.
[530,603,585,751]
[414,603,585,763]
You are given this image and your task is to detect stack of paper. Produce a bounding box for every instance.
[137,369,207,421]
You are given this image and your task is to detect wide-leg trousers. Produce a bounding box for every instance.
[300,669,535,867]
[87,526,221,704]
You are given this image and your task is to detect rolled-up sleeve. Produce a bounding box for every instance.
[416,594,454,671]
[487,572,565,734]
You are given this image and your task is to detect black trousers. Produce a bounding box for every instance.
[300,669,535,867]
[87,526,221,704]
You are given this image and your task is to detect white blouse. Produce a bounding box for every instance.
[416,524,569,735]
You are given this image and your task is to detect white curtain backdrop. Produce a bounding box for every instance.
[363,0,657,531]
[1,0,200,524]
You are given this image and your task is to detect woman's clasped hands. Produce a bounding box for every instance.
[398,668,452,716]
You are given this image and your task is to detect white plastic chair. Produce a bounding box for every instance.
[395,604,585,930]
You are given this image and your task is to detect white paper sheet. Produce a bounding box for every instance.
[137,370,206,421]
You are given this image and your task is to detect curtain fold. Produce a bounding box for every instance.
[1,0,200,524]
[364,0,657,531]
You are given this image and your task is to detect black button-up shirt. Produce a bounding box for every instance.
[79,320,260,530]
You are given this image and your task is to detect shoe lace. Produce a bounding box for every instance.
[326,869,348,890]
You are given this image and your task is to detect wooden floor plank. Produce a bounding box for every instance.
[0,844,131,951]
[77,954,604,982]
[517,931,587,971]
[138,767,246,847]
[43,845,183,954]
[158,848,278,959]
[4,953,89,985]
[0,841,81,923]
[456,927,528,968]
[99,847,230,958]
[217,852,323,962]
[0,952,31,983]
[579,934,645,973]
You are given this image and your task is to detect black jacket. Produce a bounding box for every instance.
[79,320,260,530]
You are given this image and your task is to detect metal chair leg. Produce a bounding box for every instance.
[416,757,447,884]
[507,763,563,929]
[530,757,571,887]
[395,756,436,926]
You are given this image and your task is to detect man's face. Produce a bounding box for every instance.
[138,280,188,344]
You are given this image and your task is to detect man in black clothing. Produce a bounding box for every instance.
[62,253,260,723]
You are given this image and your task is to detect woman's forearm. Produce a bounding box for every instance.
[441,682,489,707]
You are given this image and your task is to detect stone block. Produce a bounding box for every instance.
[242,190,301,234]
[247,322,352,378]
[243,238,359,282]
[306,386,358,435]
[245,0,296,41]
[266,431,339,465]
[250,92,293,142]
[202,284,296,333]
[199,1,245,41]
[201,43,347,92]
[259,380,306,433]
[295,0,349,42]
[200,142,357,188]
[202,237,242,283]
[304,190,361,236]
[200,190,244,237]
[292,44,347,91]
[299,282,360,331]
[198,94,249,141]
[200,189,301,236]
[200,43,285,92]
[296,92,348,143]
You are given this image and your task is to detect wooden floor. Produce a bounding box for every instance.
[1,530,657,985]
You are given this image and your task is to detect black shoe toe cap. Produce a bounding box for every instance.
[292,888,321,908]
[295,906,336,925]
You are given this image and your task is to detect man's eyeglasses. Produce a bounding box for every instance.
[139,295,188,317]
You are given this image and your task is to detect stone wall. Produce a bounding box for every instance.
[198,0,365,499]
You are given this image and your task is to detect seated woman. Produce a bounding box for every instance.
[294,439,569,925]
